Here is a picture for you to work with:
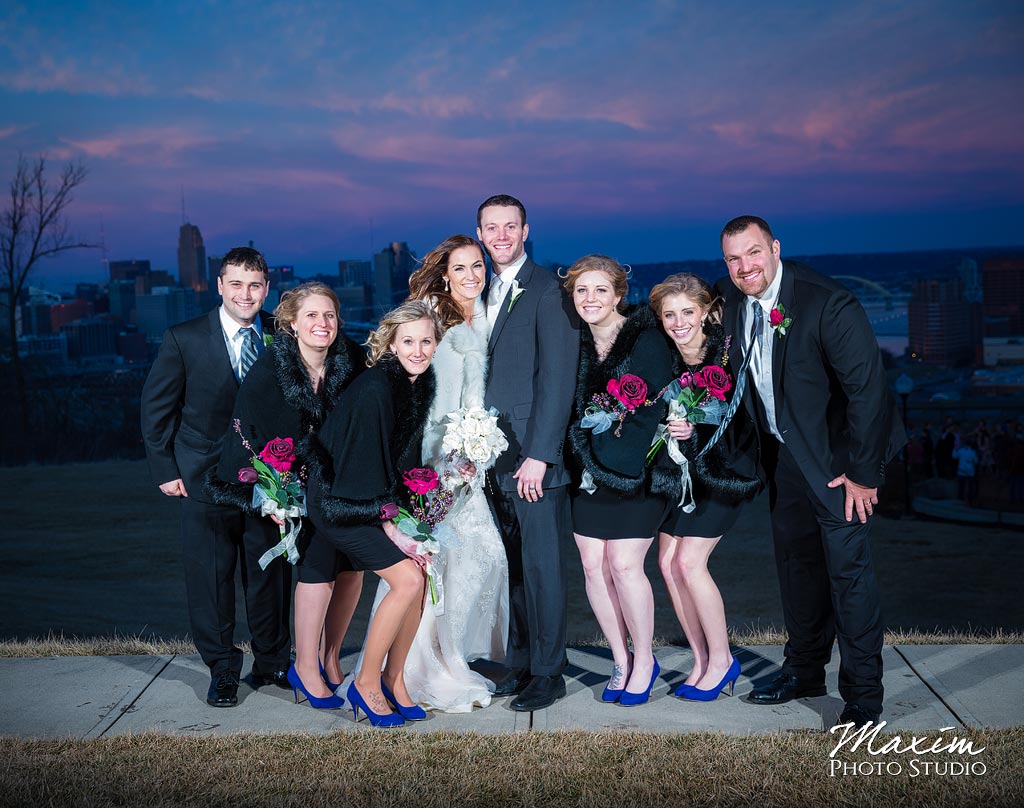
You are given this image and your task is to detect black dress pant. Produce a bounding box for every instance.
[180,498,293,677]
[488,480,571,676]
[763,438,885,714]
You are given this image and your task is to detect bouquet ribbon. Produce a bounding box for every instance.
[253,487,306,569]
[652,423,695,513]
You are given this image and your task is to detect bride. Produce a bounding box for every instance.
[360,234,509,713]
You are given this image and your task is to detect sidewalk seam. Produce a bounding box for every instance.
[892,646,982,729]
[95,654,177,739]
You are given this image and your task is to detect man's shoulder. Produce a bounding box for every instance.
[167,309,216,339]
[785,260,846,294]
[522,259,561,290]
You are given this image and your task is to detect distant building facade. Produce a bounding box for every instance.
[983,257,1024,337]
[908,277,977,366]
[374,242,417,311]
[177,224,207,291]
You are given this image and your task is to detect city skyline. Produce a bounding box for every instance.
[2,1,1023,285]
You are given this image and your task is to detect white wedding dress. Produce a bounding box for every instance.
[360,300,509,712]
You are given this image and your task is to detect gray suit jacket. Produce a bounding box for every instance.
[484,258,580,491]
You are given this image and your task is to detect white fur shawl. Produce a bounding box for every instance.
[422,317,489,465]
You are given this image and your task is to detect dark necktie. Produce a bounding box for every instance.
[239,327,259,381]
[696,303,761,460]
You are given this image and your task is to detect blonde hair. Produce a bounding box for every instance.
[274,282,342,334]
[560,254,629,310]
[649,273,723,325]
[364,300,443,366]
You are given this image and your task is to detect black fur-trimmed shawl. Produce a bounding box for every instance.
[307,357,436,527]
[568,304,679,500]
[678,322,761,503]
[205,333,365,514]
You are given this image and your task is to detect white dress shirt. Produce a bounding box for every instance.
[219,306,265,380]
[486,253,528,328]
[744,261,784,441]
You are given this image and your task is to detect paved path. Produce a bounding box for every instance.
[2,645,1021,738]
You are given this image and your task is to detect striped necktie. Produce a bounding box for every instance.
[239,327,259,381]
[696,303,761,460]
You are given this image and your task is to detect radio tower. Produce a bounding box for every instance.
[99,215,109,279]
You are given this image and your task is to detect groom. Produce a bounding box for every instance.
[717,215,905,728]
[479,194,580,711]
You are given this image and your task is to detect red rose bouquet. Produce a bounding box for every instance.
[580,373,651,438]
[379,466,455,609]
[646,366,732,465]
[233,420,306,569]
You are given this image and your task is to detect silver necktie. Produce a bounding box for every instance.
[239,327,259,381]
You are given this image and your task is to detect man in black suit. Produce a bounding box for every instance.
[141,247,292,707]
[717,216,905,728]
[478,194,580,711]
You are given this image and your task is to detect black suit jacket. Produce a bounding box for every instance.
[484,258,580,490]
[141,307,274,505]
[717,261,905,515]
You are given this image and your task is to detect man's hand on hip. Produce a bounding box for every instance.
[827,473,877,523]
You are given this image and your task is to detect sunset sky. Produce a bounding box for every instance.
[2,0,1022,284]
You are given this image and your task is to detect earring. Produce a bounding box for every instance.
[443,277,450,292]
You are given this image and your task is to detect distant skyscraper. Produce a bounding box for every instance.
[177,224,207,291]
[339,259,373,287]
[374,242,417,311]
[908,277,974,366]
[982,257,1024,336]
[207,255,222,292]
[109,259,151,283]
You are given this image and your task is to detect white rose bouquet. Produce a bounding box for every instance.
[441,406,509,472]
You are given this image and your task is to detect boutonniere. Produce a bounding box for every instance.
[263,333,274,348]
[769,303,793,337]
[507,278,526,313]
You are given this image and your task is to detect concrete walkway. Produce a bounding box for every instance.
[2,644,1021,738]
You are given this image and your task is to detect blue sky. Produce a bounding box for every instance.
[2,0,1022,285]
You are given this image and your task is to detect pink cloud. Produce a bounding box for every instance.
[60,126,229,166]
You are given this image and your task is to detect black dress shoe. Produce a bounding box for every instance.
[250,666,290,689]
[837,703,879,729]
[511,675,566,712]
[492,669,528,697]
[748,673,827,705]
[207,671,240,707]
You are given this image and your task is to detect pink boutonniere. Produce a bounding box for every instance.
[769,303,793,337]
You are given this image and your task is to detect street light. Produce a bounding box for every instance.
[894,373,915,516]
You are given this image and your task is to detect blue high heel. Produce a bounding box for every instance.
[319,659,342,692]
[347,681,405,728]
[601,653,633,703]
[681,657,741,702]
[618,657,660,706]
[287,663,345,709]
[380,679,427,721]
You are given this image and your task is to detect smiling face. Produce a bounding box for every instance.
[477,205,529,270]
[293,293,338,353]
[572,270,622,329]
[389,317,437,379]
[722,222,781,299]
[218,263,269,326]
[444,244,486,307]
[659,292,706,354]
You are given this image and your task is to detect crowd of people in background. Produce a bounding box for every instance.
[905,418,1024,507]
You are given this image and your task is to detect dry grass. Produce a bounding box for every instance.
[1,728,1019,807]
[2,626,1021,659]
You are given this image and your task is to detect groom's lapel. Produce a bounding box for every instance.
[487,260,534,353]
[772,262,796,403]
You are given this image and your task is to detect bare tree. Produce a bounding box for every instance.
[1,154,95,427]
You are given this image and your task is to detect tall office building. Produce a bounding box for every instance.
[983,257,1024,336]
[109,259,151,283]
[207,255,223,292]
[374,242,417,311]
[908,277,975,366]
[177,223,207,291]
[339,259,373,287]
